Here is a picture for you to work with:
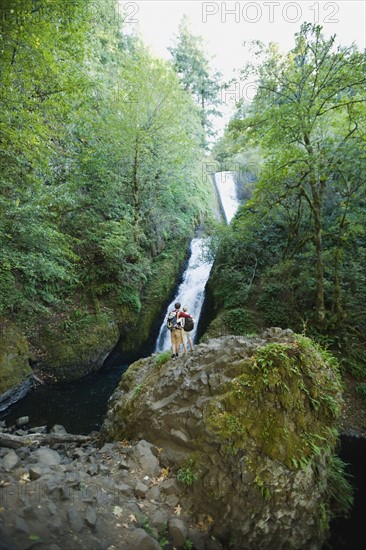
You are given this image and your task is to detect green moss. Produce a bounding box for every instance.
[201,308,259,343]
[35,308,119,381]
[222,308,256,334]
[154,351,171,368]
[200,311,233,341]
[0,318,32,393]
[206,336,342,469]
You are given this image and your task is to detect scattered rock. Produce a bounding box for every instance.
[48,517,63,534]
[28,465,43,480]
[188,527,206,550]
[31,448,62,466]
[206,538,224,550]
[68,506,84,532]
[15,516,29,534]
[165,494,180,508]
[3,450,20,471]
[50,424,67,435]
[14,429,28,436]
[47,501,58,516]
[87,463,99,476]
[15,416,29,427]
[73,448,86,459]
[151,509,167,534]
[121,527,160,550]
[116,482,134,497]
[131,440,160,477]
[134,480,148,498]
[85,505,98,529]
[160,478,180,496]
[146,485,161,502]
[117,458,129,470]
[168,517,188,547]
[28,425,47,434]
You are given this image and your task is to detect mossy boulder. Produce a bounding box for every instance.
[0,318,32,394]
[101,329,344,549]
[33,309,119,382]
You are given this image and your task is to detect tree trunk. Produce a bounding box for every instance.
[304,133,326,326]
[311,184,325,325]
[332,197,349,323]
[132,135,141,241]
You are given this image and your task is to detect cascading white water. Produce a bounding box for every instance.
[154,171,240,353]
[213,171,239,224]
[154,238,214,352]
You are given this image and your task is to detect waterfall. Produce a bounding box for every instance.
[213,171,239,224]
[154,238,214,352]
[154,171,240,353]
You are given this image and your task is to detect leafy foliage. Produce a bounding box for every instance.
[208,24,366,376]
[177,460,198,486]
[168,15,222,145]
[325,454,354,520]
[0,1,213,329]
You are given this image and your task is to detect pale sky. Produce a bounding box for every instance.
[119,1,366,135]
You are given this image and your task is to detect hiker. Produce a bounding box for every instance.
[181,307,194,352]
[167,302,192,357]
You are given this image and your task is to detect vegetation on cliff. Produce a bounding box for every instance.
[207,24,366,385]
[0,318,31,393]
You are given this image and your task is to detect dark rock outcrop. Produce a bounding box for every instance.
[101,329,344,549]
[0,318,32,399]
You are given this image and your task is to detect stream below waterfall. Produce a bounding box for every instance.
[0,236,217,434]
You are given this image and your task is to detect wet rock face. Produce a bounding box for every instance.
[102,329,344,549]
[0,318,32,396]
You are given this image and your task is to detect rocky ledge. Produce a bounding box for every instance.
[0,422,213,550]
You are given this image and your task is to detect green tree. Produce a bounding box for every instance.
[168,15,222,145]
[229,24,366,325]
[0,0,212,323]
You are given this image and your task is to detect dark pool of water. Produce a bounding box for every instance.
[323,435,366,549]
[0,362,128,434]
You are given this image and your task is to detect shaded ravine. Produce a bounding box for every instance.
[0,172,240,434]
[323,435,366,550]
[0,363,129,435]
